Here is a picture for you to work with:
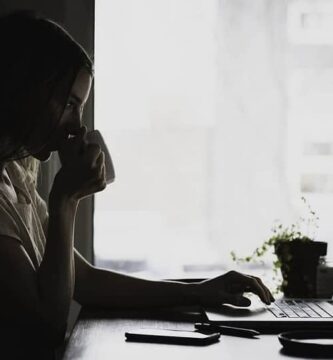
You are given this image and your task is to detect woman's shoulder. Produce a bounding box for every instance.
[6,160,29,183]
[4,160,33,203]
[4,160,29,196]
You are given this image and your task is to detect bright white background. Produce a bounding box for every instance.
[94,0,333,278]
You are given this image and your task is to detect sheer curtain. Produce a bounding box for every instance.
[94,0,333,278]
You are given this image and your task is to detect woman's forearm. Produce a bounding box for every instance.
[76,266,199,309]
[37,188,78,335]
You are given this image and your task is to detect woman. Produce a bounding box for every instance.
[0,10,274,350]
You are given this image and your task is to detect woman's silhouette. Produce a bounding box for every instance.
[0,10,274,357]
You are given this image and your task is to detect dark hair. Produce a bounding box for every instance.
[0,10,93,164]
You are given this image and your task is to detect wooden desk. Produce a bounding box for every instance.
[61,307,304,360]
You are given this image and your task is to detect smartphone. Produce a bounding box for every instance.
[86,130,115,184]
[125,328,220,345]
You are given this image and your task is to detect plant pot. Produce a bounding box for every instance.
[274,240,327,298]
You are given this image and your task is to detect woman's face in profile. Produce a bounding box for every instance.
[31,68,92,162]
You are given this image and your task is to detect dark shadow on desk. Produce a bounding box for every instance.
[280,347,333,359]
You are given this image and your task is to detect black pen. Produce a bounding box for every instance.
[194,323,260,338]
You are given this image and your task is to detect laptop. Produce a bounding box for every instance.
[203,296,333,333]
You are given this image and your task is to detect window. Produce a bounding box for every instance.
[94,0,333,278]
[287,0,333,247]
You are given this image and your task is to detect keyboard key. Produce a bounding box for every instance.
[286,301,310,318]
[274,306,299,318]
[289,307,309,317]
[307,303,331,318]
[268,300,333,318]
[315,302,333,317]
[267,307,287,318]
[293,301,321,318]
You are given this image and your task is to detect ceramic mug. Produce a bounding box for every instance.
[86,130,115,184]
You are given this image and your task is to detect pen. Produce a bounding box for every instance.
[194,323,260,338]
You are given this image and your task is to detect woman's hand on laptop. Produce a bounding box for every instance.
[196,271,275,307]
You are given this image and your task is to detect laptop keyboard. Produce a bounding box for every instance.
[268,299,333,318]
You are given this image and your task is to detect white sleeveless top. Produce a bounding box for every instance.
[0,161,48,270]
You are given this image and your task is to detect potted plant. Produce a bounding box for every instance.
[231,197,327,298]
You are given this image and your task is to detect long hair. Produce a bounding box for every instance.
[0,10,93,184]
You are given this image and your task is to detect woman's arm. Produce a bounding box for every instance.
[74,251,274,310]
[74,255,194,309]
[37,187,78,337]
[0,189,78,347]
[35,126,105,342]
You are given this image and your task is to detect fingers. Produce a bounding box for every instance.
[90,151,106,191]
[94,175,107,192]
[199,271,275,309]
[250,276,275,303]
[85,143,102,164]
[96,150,105,167]
[96,153,106,180]
[245,276,271,305]
[60,127,105,167]
[226,271,272,305]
